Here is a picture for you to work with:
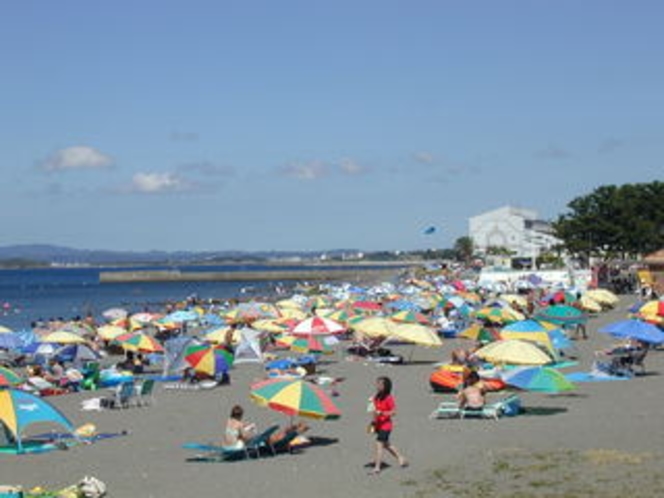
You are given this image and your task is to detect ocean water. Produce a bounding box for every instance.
[0,264,380,330]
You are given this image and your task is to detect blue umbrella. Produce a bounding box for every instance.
[598,320,664,345]
[0,333,22,350]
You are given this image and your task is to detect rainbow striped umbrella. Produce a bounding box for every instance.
[275,334,334,355]
[0,366,22,388]
[250,378,341,420]
[114,332,164,353]
[389,310,431,325]
[184,344,234,376]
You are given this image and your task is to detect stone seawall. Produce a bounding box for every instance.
[99,267,404,283]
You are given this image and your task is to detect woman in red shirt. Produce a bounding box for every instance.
[369,376,408,474]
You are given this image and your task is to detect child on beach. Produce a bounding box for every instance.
[368,376,408,475]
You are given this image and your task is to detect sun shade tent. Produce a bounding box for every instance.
[0,389,76,453]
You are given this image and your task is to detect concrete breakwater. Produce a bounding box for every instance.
[99,267,404,283]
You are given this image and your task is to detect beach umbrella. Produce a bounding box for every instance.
[598,319,664,345]
[534,305,587,325]
[306,295,334,310]
[130,312,162,325]
[41,331,87,345]
[388,310,431,325]
[102,307,128,321]
[276,299,304,310]
[391,323,442,347]
[321,308,359,325]
[202,326,235,344]
[183,344,234,376]
[585,289,619,307]
[96,325,128,341]
[501,294,528,308]
[0,389,75,453]
[457,324,501,343]
[349,300,383,314]
[114,332,164,353]
[0,333,22,350]
[0,325,14,334]
[351,316,399,338]
[278,307,307,320]
[250,378,341,420]
[0,366,22,388]
[475,307,524,324]
[578,295,602,313]
[290,316,345,337]
[501,366,575,393]
[635,300,664,324]
[252,319,290,334]
[475,340,553,366]
[275,334,335,355]
[162,309,200,323]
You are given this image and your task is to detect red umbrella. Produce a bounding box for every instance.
[291,317,345,337]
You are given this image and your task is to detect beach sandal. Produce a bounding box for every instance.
[369,468,381,475]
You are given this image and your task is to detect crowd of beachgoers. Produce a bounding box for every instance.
[1,263,662,497]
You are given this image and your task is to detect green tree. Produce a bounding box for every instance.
[554,181,664,259]
[453,236,475,263]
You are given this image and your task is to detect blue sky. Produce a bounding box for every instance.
[1,1,662,252]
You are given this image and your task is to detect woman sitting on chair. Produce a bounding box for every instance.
[222,405,256,450]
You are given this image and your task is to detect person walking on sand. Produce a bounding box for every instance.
[368,376,408,475]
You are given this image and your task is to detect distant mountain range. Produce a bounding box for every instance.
[0,244,362,266]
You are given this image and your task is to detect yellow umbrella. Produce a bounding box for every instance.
[41,331,88,344]
[0,325,13,334]
[203,326,237,344]
[276,299,304,310]
[252,319,290,334]
[278,307,307,320]
[97,325,129,341]
[475,339,553,366]
[501,294,528,308]
[578,295,602,313]
[500,331,555,354]
[391,323,442,347]
[585,289,619,306]
[351,316,399,338]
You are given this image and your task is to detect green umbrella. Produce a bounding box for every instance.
[535,305,587,325]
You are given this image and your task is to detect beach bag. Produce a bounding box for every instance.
[77,477,106,498]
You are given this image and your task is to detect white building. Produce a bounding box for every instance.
[469,206,560,259]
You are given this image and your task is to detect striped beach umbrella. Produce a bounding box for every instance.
[250,378,341,420]
[0,366,22,388]
[501,366,575,393]
[41,331,88,345]
[388,310,431,325]
[184,344,234,376]
[114,332,164,353]
[291,316,345,336]
[275,334,335,355]
[534,305,587,325]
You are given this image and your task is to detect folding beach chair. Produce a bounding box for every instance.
[136,378,156,406]
[244,425,280,457]
[112,381,136,409]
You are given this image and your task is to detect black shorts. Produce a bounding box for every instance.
[376,430,391,443]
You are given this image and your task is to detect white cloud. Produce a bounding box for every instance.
[337,158,366,175]
[413,152,435,164]
[41,146,113,172]
[278,161,328,180]
[128,172,190,194]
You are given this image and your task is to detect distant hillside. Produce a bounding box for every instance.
[0,244,362,266]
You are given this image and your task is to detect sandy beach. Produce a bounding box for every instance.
[1,295,663,498]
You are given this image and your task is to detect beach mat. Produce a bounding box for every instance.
[565,372,630,382]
